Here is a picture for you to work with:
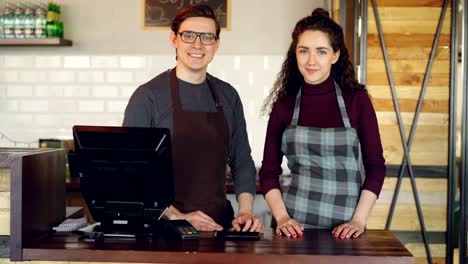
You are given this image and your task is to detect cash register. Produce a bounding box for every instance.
[71,125,199,240]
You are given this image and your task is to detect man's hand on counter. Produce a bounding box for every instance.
[165,205,223,231]
[232,212,264,233]
[234,193,264,233]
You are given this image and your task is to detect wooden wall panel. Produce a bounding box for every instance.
[372,98,448,113]
[368,7,448,21]
[376,112,448,126]
[368,20,450,34]
[367,72,449,86]
[365,4,451,167]
[367,85,449,100]
[367,59,449,73]
[367,47,450,60]
[367,0,449,7]
[381,178,446,192]
[0,169,9,192]
[368,33,450,48]
[379,125,448,166]
[0,192,9,209]
[0,168,10,236]
[368,204,445,230]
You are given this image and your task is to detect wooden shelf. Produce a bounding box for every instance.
[0,37,72,46]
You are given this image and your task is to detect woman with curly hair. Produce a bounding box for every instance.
[259,8,386,239]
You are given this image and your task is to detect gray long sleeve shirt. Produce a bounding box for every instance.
[122,70,256,198]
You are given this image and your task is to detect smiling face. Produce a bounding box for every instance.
[170,17,219,80]
[296,30,340,85]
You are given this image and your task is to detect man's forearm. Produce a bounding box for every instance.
[237,192,255,215]
[165,205,183,220]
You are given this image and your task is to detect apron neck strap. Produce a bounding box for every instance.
[170,67,222,111]
[170,68,182,110]
[334,81,351,128]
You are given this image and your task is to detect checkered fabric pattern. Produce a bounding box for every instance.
[281,83,363,229]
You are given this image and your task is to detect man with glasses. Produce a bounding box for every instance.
[123,4,263,233]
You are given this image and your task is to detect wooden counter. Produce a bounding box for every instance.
[0,148,66,261]
[1,148,412,263]
[21,229,412,264]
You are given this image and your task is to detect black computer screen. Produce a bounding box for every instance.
[72,125,174,235]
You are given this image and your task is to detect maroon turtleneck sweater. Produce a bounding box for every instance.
[259,75,386,197]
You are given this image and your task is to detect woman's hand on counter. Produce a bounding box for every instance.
[275,216,304,238]
[332,190,376,239]
[332,218,366,239]
[232,212,264,233]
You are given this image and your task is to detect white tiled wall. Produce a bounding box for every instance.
[0,54,284,165]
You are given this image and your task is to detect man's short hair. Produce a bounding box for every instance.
[170,4,221,38]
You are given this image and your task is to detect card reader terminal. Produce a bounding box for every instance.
[163,219,199,240]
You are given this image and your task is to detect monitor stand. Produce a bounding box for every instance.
[96,201,161,239]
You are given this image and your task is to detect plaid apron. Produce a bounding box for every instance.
[281,82,363,229]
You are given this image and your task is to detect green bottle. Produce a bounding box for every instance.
[45,2,58,37]
[56,4,63,38]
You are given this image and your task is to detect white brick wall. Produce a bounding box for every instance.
[93,85,119,97]
[35,56,62,68]
[49,100,78,113]
[4,56,34,68]
[7,85,33,97]
[120,85,137,97]
[106,71,134,83]
[0,54,284,166]
[20,100,49,112]
[49,71,75,83]
[91,56,119,69]
[0,100,18,112]
[63,85,91,97]
[2,71,20,82]
[20,71,48,83]
[77,71,105,83]
[78,100,105,112]
[0,85,6,98]
[34,114,64,128]
[35,85,64,97]
[107,100,129,113]
[64,56,91,69]
[120,56,146,69]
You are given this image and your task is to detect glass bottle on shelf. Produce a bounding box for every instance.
[0,12,4,38]
[34,3,46,38]
[23,4,35,38]
[2,5,14,39]
[13,3,25,38]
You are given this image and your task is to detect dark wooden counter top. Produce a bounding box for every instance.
[22,229,412,263]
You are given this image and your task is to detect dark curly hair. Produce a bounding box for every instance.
[261,8,364,115]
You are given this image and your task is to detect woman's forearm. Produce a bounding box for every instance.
[352,189,377,224]
[265,188,290,221]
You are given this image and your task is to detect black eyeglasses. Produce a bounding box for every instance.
[178,30,218,45]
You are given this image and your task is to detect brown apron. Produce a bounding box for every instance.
[170,68,234,228]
